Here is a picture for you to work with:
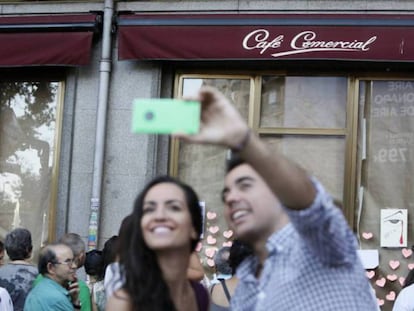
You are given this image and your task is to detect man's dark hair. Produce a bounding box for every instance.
[38,244,59,275]
[214,246,232,275]
[226,153,246,174]
[102,235,119,278]
[0,240,4,252]
[84,249,104,277]
[5,228,33,260]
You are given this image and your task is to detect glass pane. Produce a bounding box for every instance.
[261,135,345,200]
[358,80,414,310]
[182,78,250,120]
[0,81,61,255]
[178,77,250,274]
[260,76,347,129]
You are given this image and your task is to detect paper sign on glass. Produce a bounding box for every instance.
[380,209,407,247]
[357,249,379,269]
[132,99,200,134]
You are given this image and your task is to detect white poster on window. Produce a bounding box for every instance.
[380,209,408,247]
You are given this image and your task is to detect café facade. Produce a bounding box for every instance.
[1,1,414,309]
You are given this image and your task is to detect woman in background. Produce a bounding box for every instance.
[90,236,118,311]
[393,269,414,311]
[210,240,253,311]
[106,176,209,311]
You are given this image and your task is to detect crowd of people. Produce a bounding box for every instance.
[0,86,403,310]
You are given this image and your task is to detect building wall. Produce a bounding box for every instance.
[1,0,414,245]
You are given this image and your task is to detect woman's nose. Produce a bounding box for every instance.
[153,206,167,219]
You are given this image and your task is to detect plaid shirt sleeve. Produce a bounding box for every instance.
[286,177,358,267]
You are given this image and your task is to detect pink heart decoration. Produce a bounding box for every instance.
[402,248,413,258]
[408,263,414,270]
[399,277,405,286]
[366,271,375,279]
[385,291,396,301]
[387,274,398,281]
[389,260,400,270]
[375,277,386,287]
[377,299,384,306]
[223,230,233,239]
[206,212,217,220]
[207,235,217,245]
[362,232,374,240]
[195,242,202,252]
[208,226,219,234]
[222,241,232,247]
[206,258,215,267]
[205,247,216,258]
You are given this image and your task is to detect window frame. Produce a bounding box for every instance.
[0,76,65,245]
[169,72,360,228]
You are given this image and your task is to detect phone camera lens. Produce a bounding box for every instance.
[145,111,154,121]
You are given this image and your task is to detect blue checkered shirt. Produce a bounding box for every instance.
[231,179,378,311]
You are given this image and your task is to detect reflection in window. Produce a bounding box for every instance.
[177,78,251,265]
[261,135,345,199]
[0,81,61,252]
[260,76,347,128]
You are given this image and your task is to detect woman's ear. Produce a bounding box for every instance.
[190,227,198,240]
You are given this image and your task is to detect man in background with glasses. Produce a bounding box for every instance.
[58,233,91,311]
[24,243,81,310]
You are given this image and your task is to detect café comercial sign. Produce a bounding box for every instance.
[242,29,378,58]
[118,14,414,61]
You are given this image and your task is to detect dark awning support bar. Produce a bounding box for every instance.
[0,13,102,33]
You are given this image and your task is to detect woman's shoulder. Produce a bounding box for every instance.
[106,288,131,310]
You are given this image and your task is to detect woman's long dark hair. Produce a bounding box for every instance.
[403,269,414,288]
[119,175,203,311]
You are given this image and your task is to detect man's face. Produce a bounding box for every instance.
[48,245,77,286]
[0,249,4,266]
[222,164,288,244]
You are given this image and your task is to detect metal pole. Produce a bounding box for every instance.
[88,0,114,250]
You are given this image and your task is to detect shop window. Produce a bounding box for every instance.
[171,77,252,265]
[171,74,350,276]
[357,79,414,310]
[260,76,347,128]
[172,74,414,309]
[258,76,348,199]
[261,135,345,199]
[0,80,63,256]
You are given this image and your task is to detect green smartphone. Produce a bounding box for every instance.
[132,99,200,134]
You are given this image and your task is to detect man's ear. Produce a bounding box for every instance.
[47,262,55,275]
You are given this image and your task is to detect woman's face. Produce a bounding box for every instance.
[141,182,197,252]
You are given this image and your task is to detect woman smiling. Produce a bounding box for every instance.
[106,176,208,311]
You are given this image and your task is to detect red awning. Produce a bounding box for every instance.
[0,14,100,67]
[117,13,414,62]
